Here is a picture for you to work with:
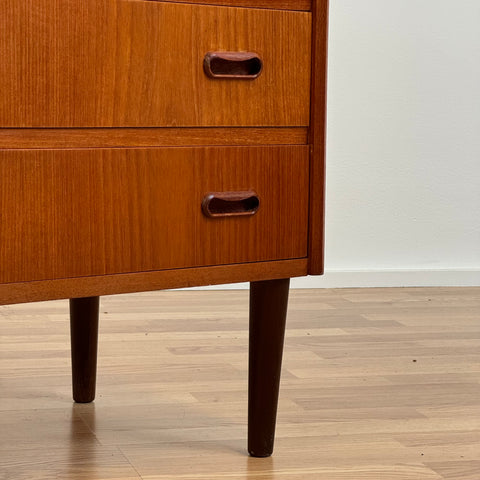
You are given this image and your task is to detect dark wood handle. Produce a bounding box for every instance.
[202,191,260,218]
[203,52,263,79]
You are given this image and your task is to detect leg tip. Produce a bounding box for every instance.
[73,391,95,403]
[249,451,272,458]
[248,445,273,457]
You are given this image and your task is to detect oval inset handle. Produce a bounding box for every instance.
[202,191,260,218]
[203,52,263,79]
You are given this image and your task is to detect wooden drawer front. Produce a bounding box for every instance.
[0,146,309,284]
[0,1,311,127]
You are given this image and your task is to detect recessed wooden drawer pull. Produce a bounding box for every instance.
[202,191,260,218]
[203,52,263,79]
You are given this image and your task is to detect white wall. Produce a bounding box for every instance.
[305,0,480,287]
[199,1,480,290]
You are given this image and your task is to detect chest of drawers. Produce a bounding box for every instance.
[0,0,328,457]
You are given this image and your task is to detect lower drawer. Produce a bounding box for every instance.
[0,146,309,284]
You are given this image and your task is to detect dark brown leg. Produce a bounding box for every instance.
[248,278,290,457]
[70,296,99,403]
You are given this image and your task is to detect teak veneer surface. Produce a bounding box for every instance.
[142,0,312,11]
[0,128,308,149]
[0,146,309,285]
[0,0,311,127]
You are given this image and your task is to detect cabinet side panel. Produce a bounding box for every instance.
[308,0,329,275]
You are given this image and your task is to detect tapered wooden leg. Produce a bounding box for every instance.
[70,296,99,403]
[248,278,290,457]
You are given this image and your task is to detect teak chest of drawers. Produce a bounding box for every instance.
[0,0,328,457]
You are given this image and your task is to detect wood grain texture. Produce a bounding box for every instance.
[0,259,307,306]
[0,1,311,127]
[307,0,329,275]
[1,287,479,478]
[141,0,312,11]
[0,146,309,285]
[0,128,308,149]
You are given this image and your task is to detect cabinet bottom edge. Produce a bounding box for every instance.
[0,259,308,305]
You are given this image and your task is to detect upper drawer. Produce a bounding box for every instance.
[0,1,311,128]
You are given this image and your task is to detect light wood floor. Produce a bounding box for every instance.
[1,287,479,480]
